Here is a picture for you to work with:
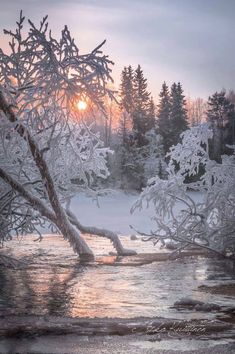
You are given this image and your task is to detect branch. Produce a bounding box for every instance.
[66,209,137,256]
[0,167,57,224]
[0,90,65,221]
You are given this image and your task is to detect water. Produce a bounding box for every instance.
[0,234,234,320]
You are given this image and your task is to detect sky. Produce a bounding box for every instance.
[0,0,234,100]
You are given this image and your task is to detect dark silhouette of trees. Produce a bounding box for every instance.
[206,91,235,161]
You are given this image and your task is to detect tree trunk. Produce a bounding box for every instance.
[0,167,94,260]
[0,91,94,260]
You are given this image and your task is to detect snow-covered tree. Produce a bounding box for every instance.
[0,13,136,259]
[132,123,235,258]
[114,129,165,190]
[143,130,166,181]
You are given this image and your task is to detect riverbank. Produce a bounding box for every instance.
[0,315,234,354]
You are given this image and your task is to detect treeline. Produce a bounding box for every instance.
[110,65,190,189]
[91,65,235,190]
[118,65,189,152]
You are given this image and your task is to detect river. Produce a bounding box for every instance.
[0,234,234,353]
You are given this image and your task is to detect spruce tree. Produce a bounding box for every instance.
[147,96,156,132]
[157,82,172,153]
[118,66,135,145]
[118,64,160,189]
[207,91,235,160]
[119,65,135,114]
[207,91,234,128]
[170,82,189,146]
[132,65,151,146]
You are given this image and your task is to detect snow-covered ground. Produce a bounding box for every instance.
[70,189,203,236]
[70,190,156,235]
[37,189,203,236]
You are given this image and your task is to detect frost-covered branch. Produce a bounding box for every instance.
[0,13,135,259]
[66,209,136,256]
[132,124,235,258]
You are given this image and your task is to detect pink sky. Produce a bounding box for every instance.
[1,0,234,101]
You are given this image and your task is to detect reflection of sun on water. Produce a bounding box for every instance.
[77,100,87,111]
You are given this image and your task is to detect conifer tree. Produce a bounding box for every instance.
[117,66,135,187]
[119,65,135,114]
[170,82,189,146]
[206,91,235,160]
[132,65,151,146]
[118,65,135,146]
[157,82,172,153]
[147,96,156,132]
[117,65,160,189]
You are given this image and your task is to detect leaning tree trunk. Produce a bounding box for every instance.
[0,166,94,260]
[0,91,94,260]
[0,91,136,259]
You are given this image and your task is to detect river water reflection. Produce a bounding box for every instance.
[0,234,234,320]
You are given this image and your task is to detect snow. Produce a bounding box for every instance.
[70,190,203,236]
[70,190,157,235]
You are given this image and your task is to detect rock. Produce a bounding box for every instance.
[120,249,137,256]
[130,235,137,241]
[195,303,221,312]
[109,252,117,256]
[174,298,204,308]
[174,298,221,312]
[165,242,179,250]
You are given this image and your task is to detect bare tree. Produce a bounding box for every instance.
[186,97,207,126]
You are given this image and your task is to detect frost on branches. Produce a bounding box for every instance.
[0,12,136,259]
[132,124,235,258]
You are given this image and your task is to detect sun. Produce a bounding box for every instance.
[77,100,87,111]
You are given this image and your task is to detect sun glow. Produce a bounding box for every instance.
[77,100,87,111]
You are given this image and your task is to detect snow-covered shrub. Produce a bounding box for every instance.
[113,129,166,191]
[132,123,235,257]
[144,130,167,182]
